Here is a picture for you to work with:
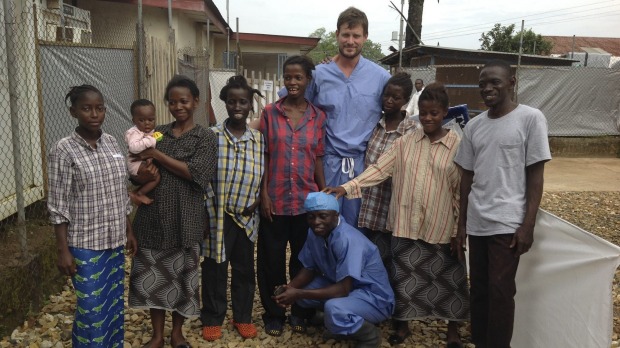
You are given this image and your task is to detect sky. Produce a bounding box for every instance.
[212,0,620,55]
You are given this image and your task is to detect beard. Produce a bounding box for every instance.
[338,45,362,59]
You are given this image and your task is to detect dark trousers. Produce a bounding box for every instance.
[201,214,255,325]
[469,234,520,348]
[257,214,309,321]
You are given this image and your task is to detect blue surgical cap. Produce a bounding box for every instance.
[304,192,339,212]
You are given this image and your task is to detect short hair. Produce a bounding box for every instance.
[130,99,155,116]
[337,7,368,36]
[219,75,264,111]
[483,60,513,76]
[415,79,424,84]
[384,72,414,102]
[64,85,103,106]
[418,82,449,109]
[283,55,315,79]
[164,75,199,102]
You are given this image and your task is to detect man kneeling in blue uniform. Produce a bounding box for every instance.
[274,192,394,347]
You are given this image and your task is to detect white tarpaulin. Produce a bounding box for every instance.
[511,209,620,347]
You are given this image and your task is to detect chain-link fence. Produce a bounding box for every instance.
[0,1,222,258]
[2,1,620,259]
[402,65,620,136]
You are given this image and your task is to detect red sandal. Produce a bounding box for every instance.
[232,321,257,339]
[201,325,222,341]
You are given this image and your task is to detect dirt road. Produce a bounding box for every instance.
[544,157,620,191]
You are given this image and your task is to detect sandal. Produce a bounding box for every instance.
[263,317,284,337]
[201,325,222,341]
[288,315,307,333]
[387,330,411,346]
[232,321,258,339]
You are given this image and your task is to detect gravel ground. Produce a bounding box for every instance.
[1,191,618,348]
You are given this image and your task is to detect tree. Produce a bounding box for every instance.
[405,0,439,47]
[306,27,385,66]
[480,23,554,55]
[405,0,425,47]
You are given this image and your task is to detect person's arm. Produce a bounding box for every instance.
[329,138,401,199]
[274,268,353,307]
[242,133,265,216]
[454,165,473,261]
[54,223,75,276]
[510,160,546,256]
[314,156,326,190]
[132,159,159,185]
[259,153,275,221]
[126,129,156,154]
[48,145,76,276]
[133,148,191,180]
[125,217,137,256]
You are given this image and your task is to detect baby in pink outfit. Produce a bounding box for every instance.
[125,99,161,205]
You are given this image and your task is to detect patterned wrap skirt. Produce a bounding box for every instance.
[391,237,470,321]
[70,245,125,347]
[128,243,201,317]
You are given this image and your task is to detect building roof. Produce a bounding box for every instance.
[232,33,320,53]
[104,0,229,35]
[380,44,578,67]
[543,36,620,56]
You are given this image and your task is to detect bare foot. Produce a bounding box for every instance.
[130,191,153,205]
[141,337,164,348]
[171,334,189,348]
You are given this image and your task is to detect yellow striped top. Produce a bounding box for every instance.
[342,128,461,244]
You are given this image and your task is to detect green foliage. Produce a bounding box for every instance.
[307,27,386,66]
[479,23,553,55]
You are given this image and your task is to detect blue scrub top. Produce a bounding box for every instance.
[305,57,390,158]
[299,218,395,308]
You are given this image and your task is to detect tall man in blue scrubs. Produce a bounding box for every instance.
[274,192,394,348]
[306,7,391,227]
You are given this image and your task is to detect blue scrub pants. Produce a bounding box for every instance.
[323,153,365,229]
[296,275,391,335]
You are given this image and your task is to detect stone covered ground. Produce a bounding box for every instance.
[1,191,619,348]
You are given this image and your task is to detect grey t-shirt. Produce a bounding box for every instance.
[454,104,552,236]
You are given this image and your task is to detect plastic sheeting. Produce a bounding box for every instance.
[511,209,620,347]
[518,67,620,136]
[39,45,134,154]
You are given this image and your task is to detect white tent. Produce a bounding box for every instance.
[512,209,620,347]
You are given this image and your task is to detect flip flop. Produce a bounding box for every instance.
[264,317,284,336]
[288,315,307,333]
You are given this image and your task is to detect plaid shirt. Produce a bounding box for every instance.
[358,116,418,231]
[260,97,326,215]
[47,131,131,250]
[205,120,264,262]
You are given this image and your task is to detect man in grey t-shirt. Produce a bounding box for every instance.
[453,60,551,348]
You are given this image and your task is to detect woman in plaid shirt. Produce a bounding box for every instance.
[358,73,418,268]
[48,85,137,347]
